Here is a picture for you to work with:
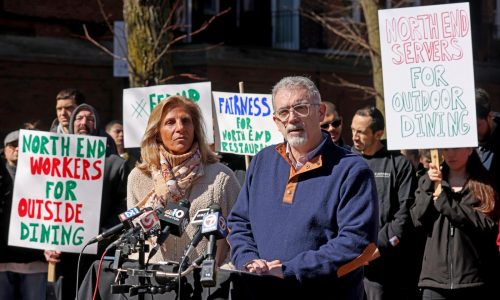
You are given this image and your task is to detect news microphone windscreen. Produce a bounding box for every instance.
[118,206,153,228]
[133,210,161,237]
[201,211,228,239]
[158,200,190,237]
[191,208,211,226]
[89,206,152,244]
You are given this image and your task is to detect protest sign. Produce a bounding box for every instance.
[213,91,282,155]
[378,2,477,150]
[8,130,105,254]
[123,82,213,148]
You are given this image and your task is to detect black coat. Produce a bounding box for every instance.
[0,161,46,264]
[411,174,498,289]
[352,145,422,287]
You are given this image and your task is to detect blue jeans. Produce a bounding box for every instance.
[0,271,47,300]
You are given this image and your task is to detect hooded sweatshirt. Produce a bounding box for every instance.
[68,103,128,235]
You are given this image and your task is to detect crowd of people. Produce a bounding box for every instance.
[0,79,499,300]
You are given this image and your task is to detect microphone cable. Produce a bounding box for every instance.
[91,247,110,300]
[75,241,90,300]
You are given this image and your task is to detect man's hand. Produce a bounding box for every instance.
[266,260,284,278]
[44,250,61,263]
[244,259,269,274]
[244,259,284,278]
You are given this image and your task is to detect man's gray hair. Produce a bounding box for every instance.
[271,76,321,108]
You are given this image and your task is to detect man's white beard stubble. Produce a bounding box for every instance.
[286,124,308,147]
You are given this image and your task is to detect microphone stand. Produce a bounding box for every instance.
[137,232,146,300]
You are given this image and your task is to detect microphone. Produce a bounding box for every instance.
[88,206,151,245]
[147,199,191,260]
[201,204,228,241]
[200,204,228,287]
[133,208,162,238]
[182,206,214,260]
[191,207,211,226]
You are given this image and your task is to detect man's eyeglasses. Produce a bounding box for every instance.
[320,119,342,129]
[274,103,319,122]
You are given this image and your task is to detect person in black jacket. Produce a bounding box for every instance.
[351,105,422,300]
[0,131,50,300]
[411,148,499,300]
[46,103,130,300]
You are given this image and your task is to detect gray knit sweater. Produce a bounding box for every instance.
[127,162,241,265]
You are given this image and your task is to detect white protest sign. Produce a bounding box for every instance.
[212,91,283,155]
[123,82,213,148]
[8,130,105,254]
[379,3,477,150]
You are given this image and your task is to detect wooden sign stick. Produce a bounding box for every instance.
[239,81,251,170]
[430,149,442,194]
[47,261,56,282]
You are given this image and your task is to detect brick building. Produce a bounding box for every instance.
[1,0,499,145]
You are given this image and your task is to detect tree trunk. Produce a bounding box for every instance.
[123,0,173,87]
[360,0,384,115]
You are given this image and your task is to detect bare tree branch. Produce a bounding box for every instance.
[83,24,123,61]
[82,2,230,86]
[151,7,231,67]
[321,74,378,100]
[300,6,371,58]
[96,0,114,34]
[158,73,208,84]
[82,24,142,81]
[152,0,183,54]
[168,42,223,53]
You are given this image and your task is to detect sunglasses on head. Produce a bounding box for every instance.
[320,119,342,129]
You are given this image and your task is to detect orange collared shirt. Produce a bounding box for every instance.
[275,137,326,204]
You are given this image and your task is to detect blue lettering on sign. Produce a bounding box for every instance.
[218,95,271,117]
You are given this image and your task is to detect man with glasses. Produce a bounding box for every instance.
[320,101,350,150]
[228,76,379,299]
[350,105,420,300]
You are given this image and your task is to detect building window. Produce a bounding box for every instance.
[496,0,500,39]
[272,0,300,50]
[352,0,361,23]
[176,0,193,42]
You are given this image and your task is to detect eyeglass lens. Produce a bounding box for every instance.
[276,104,310,121]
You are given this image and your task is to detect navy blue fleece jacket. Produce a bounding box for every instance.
[228,136,378,290]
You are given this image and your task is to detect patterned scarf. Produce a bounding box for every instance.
[146,143,203,209]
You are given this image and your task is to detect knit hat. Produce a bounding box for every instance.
[4,130,19,146]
